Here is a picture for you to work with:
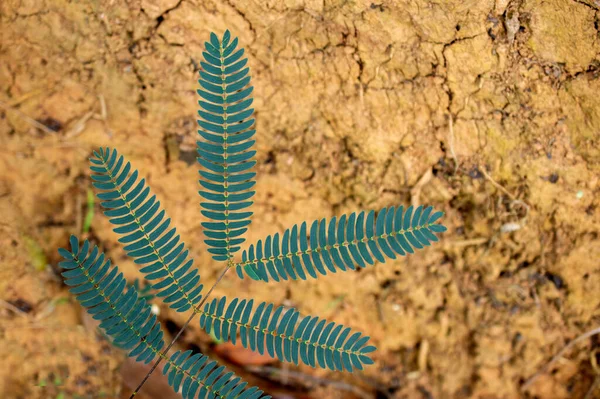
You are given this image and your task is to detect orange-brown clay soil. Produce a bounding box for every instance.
[1,0,600,398]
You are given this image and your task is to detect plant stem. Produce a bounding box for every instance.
[129,261,233,398]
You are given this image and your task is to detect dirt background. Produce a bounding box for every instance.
[1,0,600,398]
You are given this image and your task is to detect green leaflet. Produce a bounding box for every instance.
[90,147,204,313]
[59,237,269,399]
[197,30,256,262]
[199,297,375,372]
[54,29,450,399]
[163,350,270,399]
[58,236,165,364]
[236,205,447,282]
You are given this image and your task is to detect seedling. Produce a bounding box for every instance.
[57,30,446,398]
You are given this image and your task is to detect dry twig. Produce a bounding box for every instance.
[585,375,600,399]
[247,365,372,399]
[0,299,31,319]
[522,326,600,391]
[447,113,458,174]
[411,167,433,207]
[0,99,58,135]
[480,167,516,201]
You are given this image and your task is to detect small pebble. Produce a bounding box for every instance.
[501,222,521,233]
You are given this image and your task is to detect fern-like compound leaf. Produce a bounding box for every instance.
[236,205,446,282]
[58,236,165,364]
[163,350,271,399]
[90,147,204,313]
[199,297,375,372]
[197,30,256,262]
[60,237,268,398]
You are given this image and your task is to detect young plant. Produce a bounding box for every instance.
[57,30,447,398]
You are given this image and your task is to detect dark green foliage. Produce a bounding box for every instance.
[90,147,204,313]
[197,30,256,262]
[55,29,448,399]
[164,350,270,399]
[236,205,446,282]
[58,236,164,364]
[59,237,269,398]
[199,297,375,372]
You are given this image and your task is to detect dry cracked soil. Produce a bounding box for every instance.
[1,0,600,398]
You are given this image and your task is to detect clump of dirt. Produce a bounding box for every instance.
[0,199,122,398]
[1,0,599,398]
